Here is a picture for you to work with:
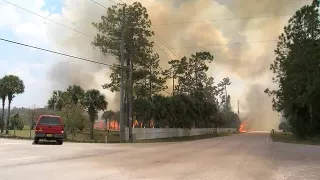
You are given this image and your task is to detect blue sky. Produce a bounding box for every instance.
[42,0,62,14]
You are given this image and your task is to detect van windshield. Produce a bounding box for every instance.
[38,117,62,126]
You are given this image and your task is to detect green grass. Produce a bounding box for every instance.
[6,126,106,141]
[270,131,320,145]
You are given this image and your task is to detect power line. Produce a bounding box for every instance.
[153,42,175,59]
[90,0,120,8]
[1,0,94,39]
[117,0,127,5]
[153,33,178,58]
[161,39,278,49]
[0,37,121,68]
[151,14,297,27]
[2,0,282,59]
[3,0,175,61]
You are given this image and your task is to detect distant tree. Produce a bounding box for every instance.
[162,59,183,95]
[102,110,115,122]
[176,52,214,94]
[1,75,25,134]
[10,113,24,135]
[217,77,231,108]
[82,89,108,139]
[47,90,64,111]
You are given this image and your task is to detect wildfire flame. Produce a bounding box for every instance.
[239,121,247,133]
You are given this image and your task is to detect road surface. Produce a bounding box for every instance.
[0,132,320,180]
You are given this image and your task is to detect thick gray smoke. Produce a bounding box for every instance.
[46,0,310,128]
[46,0,119,109]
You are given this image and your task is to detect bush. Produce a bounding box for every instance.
[9,113,24,130]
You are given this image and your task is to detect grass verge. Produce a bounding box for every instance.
[133,133,234,143]
[270,131,320,145]
[3,126,106,143]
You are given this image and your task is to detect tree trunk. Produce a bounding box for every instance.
[195,53,198,90]
[13,125,16,136]
[172,74,175,95]
[1,99,5,133]
[90,119,94,140]
[6,100,11,134]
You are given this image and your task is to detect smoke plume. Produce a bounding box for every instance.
[47,0,310,128]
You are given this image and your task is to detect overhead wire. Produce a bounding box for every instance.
[153,33,178,58]
[161,39,278,49]
[1,0,94,39]
[2,0,295,59]
[152,14,296,27]
[90,0,120,8]
[0,37,121,68]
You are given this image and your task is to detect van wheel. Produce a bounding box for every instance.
[34,138,39,144]
[57,139,63,145]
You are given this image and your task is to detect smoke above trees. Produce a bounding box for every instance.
[46,0,310,130]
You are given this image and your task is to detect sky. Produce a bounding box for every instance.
[0,0,312,129]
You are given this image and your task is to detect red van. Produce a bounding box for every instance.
[34,115,64,145]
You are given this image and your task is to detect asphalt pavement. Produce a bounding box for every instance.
[0,132,320,180]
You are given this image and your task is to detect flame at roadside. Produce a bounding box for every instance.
[239,121,247,133]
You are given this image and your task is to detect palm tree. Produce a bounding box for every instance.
[66,85,85,105]
[102,110,115,129]
[47,90,65,111]
[0,78,7,133]
[1,75,25,134]
[82,89,107,139]
[66,85,85,137]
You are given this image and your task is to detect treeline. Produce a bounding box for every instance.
[88,2,240,129]
[266,0,320,138]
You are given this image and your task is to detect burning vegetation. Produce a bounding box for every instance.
[239,121,247,133]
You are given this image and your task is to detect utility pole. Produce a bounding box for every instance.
[128,54,133,142]
[119,6,125,143]
[127,23,134,142]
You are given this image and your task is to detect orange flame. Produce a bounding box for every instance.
[239,121,247,133]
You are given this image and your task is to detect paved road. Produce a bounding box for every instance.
[0,133,320,180]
